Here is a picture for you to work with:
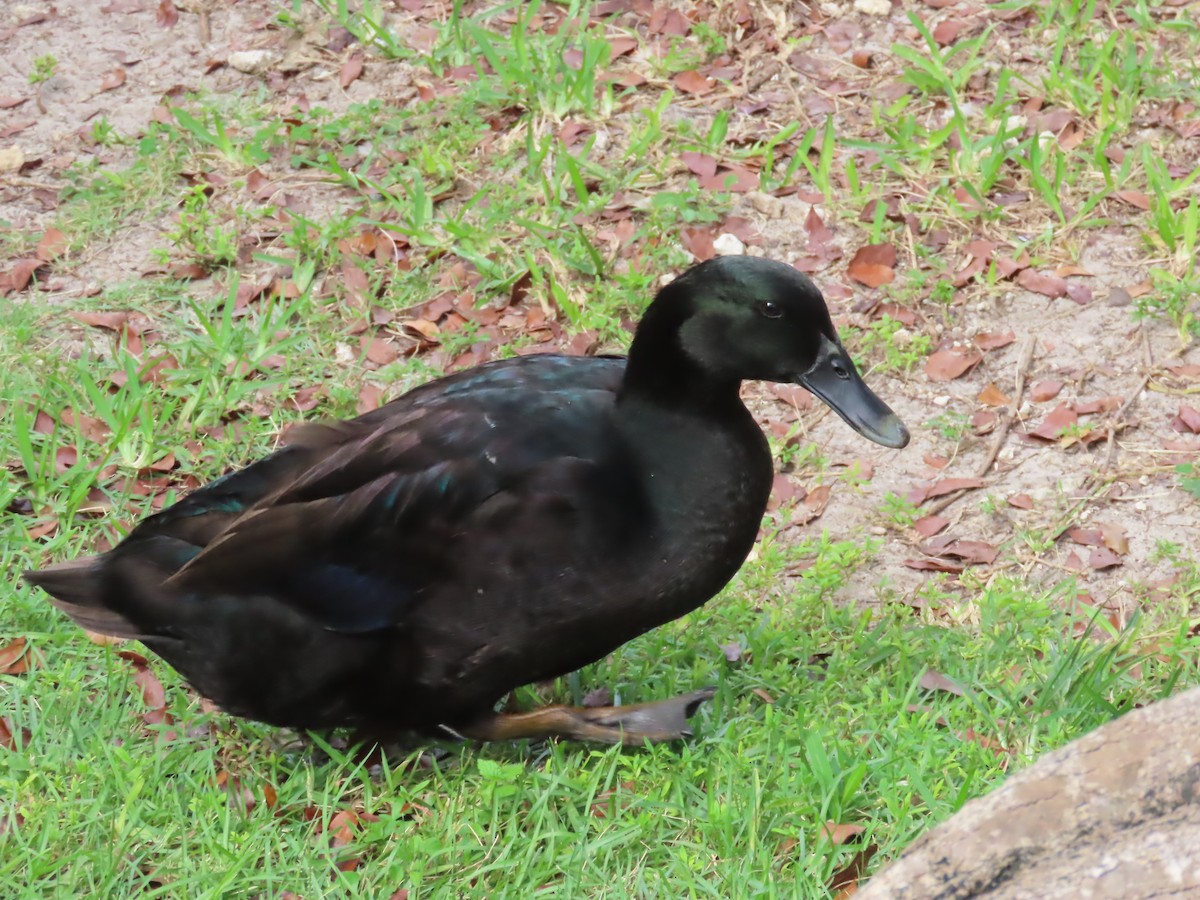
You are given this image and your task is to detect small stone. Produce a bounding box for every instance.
[933,395,950,407]
[853,0,891,15]
[713,233,746,256]
[228,50,278,74]
[748,191,786,218]
[0,146,24,172]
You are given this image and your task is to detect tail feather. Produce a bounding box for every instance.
[24,558,143,640]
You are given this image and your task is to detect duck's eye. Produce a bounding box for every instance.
[831,358,851,380]
[758,300,783,319]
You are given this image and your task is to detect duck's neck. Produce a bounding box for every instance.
[617,291,741,415]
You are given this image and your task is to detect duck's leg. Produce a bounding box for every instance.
[454,687,716,745]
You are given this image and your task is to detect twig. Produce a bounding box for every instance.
[925,335,1037,516]
[1099,323,1154,475]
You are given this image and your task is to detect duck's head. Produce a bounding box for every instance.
[641,256,909,449]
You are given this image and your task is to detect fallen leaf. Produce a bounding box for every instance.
[977,382,1010,407]
[847,243,897,288]
[0,638,31,675]
[1175,405,1200,434]
[1088,547,1123,570]
[36,228,68,261]
[157,0,179,27]
[72,310,130,331]
[680,226,715,261]
[1066,527,1103,546]
[680,151,718,178]
[1024,403,1077,441]
[919,669,965,695]
[752,688,775,704]
[902,558,964,573]
[1030,380,1064,401]
[821,822,866,845]
[768,473,806,512]
[1074,396,1120,415]
[913,515,949,537]
[829,843,878,899]
[1007,493,1033,509]
[973,331,1016,352]
[972,410,998,434]
[1099,522,1129,555]
[908,477,986,504]
[932,19,965,45]
[925,348,982,381]
[931,539,998,565]
[363,335,399,365]
[99,68,126,92]
[340,54,365,89]
[1016,268,1068,298]
[1115,190,1151,210]
[673,70,716,94]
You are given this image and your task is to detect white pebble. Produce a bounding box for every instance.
[713,233,746,256]
[229,50,279,74]
[854,0,890,15]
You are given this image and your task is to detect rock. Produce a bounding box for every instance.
[228,50,279,75]
[713,233,746,256]
[747,191,786,218]
[0,146,24,172]
[858,686,1200,899]
[854,0,892,15]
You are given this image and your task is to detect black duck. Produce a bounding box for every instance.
[27,256,909,744]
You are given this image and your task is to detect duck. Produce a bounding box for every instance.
[26,256,909,745]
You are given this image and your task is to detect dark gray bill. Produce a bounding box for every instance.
[797,335,910,449]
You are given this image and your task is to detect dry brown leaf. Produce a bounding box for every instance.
[1115,190,1151,210]
[340,54,365,89]
[1066,527,1103,546]
[362,335,399,365]
[919,669,965,695]
[673,70,716,94]
[924,348,982,382]
[0,638,31,675]
[1030,379,1064,401]
[680,151,718,178]
[972,410,998,434]
[977,382,1010,407]
[913,515,949,537]
[973,331,1015,351]
[1024,403,1077,441]
[1175,404,1200,434]
[1016,269,1068,298]
[847,243,897,287]
[821,822,867,845]
[903,558,965,573]
[157,0,179,26]
[1007,493,1033,509]
[99,68,126,92]
[1088,547,1123,570]
[36,228,68,261]
[1099,522,1129,555]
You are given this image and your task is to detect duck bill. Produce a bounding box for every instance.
[796,335,910,449]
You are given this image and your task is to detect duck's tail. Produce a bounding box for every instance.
[24,558,143,639]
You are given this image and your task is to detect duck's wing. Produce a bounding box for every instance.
[108,363,630,637]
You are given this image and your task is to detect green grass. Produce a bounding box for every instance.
[3,1,1200,896]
